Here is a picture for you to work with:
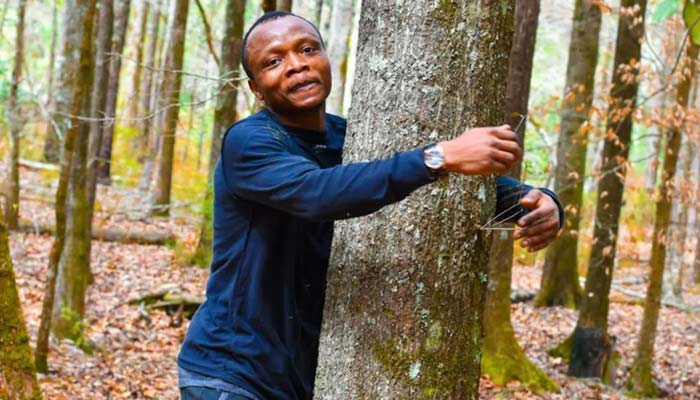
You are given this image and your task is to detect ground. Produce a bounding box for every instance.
[7,169,700,399]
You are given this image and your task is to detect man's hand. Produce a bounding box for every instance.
[439,125,522,175]
[512,189,561,252]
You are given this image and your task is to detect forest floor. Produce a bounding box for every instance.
[8,169,700,399]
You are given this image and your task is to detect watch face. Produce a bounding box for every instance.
[425,146,445,169]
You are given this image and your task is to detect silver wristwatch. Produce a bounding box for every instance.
[423,143,446,172]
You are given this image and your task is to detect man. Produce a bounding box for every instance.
[178,11,563,400]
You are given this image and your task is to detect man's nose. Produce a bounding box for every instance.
[285,53,309,76]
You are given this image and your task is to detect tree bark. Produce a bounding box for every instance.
[4,0,28,230]
[535,0,602,309]
[46,0,59,108]
[481,0,557,393]
[138,0,162,153]
[314,1,514,398]
[152,0,190,216]
[668,136,693,300]
[627,40,698,397]
[325,0,352,115]
[43,0,86,163]
[87,0,114,217]
[193,0,246,266]
[0,207,42,399]
[277,0,292,11]
[50,0,98,342]
[567,0,647,382]
[96,0,132,185]
[127,0,150,123]
[291,0,321,25]
[35,0,98,370]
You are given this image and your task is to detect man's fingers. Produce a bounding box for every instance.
[517,207,548,227]
[517,218,557,238]
[495,139,522,160]
[491,127,518,142]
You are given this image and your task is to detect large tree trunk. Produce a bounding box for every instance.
[50,0,98,342]
[314,1,514,398]
[627,40,698,397]
[86,0,114,216]
[193,0,246,266]
[152,0,190,216]
[325,0,352,115]
[535,0,602,309]
[35,0,98,371]
[127,0,150,123]
[567,0,647,381]
[0,207,42,399]
[4,0,28,230]
[96,0,132,185]
[481,0,557,393]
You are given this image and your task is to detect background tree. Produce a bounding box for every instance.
[566,0,648,381]
[628,37,699,397]
[127,0,150,122]
[152,0,191,215]
[50,0,99,341]
[314,0,514,397]
[4,0,28,229]
[535,0,603,309]
[0,204,42,399]
[97,0,132,184]
[193,0,246,266]
[325,0,353,115]
[481,0,558,392]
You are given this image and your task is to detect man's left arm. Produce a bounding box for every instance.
[494,175,565,252]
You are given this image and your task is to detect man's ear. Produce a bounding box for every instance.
[248,80,264,102]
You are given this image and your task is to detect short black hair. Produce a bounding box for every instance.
[241,11,325,80]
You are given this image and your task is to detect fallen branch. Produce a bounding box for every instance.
[19,158,60,171]
[16,220,176,245]
[129,286,203,322]
[610,284,700,313]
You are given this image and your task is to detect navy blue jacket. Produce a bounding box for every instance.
[178,109,562,400]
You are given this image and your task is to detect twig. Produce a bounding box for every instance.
[193,0,220,66]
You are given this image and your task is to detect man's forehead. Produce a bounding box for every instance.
[247,15,322,50]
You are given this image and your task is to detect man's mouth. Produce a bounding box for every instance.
[289,80,319,93]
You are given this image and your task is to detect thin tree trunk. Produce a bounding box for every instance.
[87,0,114,216]
[127,0,150,122]
[627,40,698,397]
[668,136,693,300]
[262,0,275,12]
[567,0,647,381]
[535,0,602,309]
[35,0,98,370]
[315,1,514,398]
[277,0,291,11]
[193,0,246,266]
[481,0,557,392]
[0,205,42,399]
[4,0,28,230]
[152,0,190,216]
[325,0,352,115]
[46,0,59,108]
[96,0,132,184]
[138,0,161,151]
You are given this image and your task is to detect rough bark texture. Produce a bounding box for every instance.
[325,0,352,115]
[152,0,190,215]
[481,0,557,393]
[193,0,246,266]
[35,0,98,372]
[0,208,42,399]
[4,0,27,230]
[87,0,114,216]
[314,1,514,398]
[627,40,698,398]
[97,0,132,184]
[127,0,150,122]
[535,0,602,309]
[43,0,85,163]
[51,0,98,341]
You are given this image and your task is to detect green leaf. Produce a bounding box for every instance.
[653,0,681,23]
[684,1,700,45]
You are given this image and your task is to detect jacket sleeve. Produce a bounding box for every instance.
[220,124,436,221]
[495,175,565,227]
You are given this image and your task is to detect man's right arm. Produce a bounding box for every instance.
[221,123,521,221]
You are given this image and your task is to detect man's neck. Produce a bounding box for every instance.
[266,104,326,132]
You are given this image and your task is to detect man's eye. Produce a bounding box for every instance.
[301,46,316,54]
[266,58,281,67]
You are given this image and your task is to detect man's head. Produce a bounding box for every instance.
[242,12,332,114]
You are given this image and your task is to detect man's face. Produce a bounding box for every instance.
[246,16,332,113]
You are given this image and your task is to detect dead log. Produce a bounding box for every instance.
[16,219,176,245]
[129,286,203,320]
